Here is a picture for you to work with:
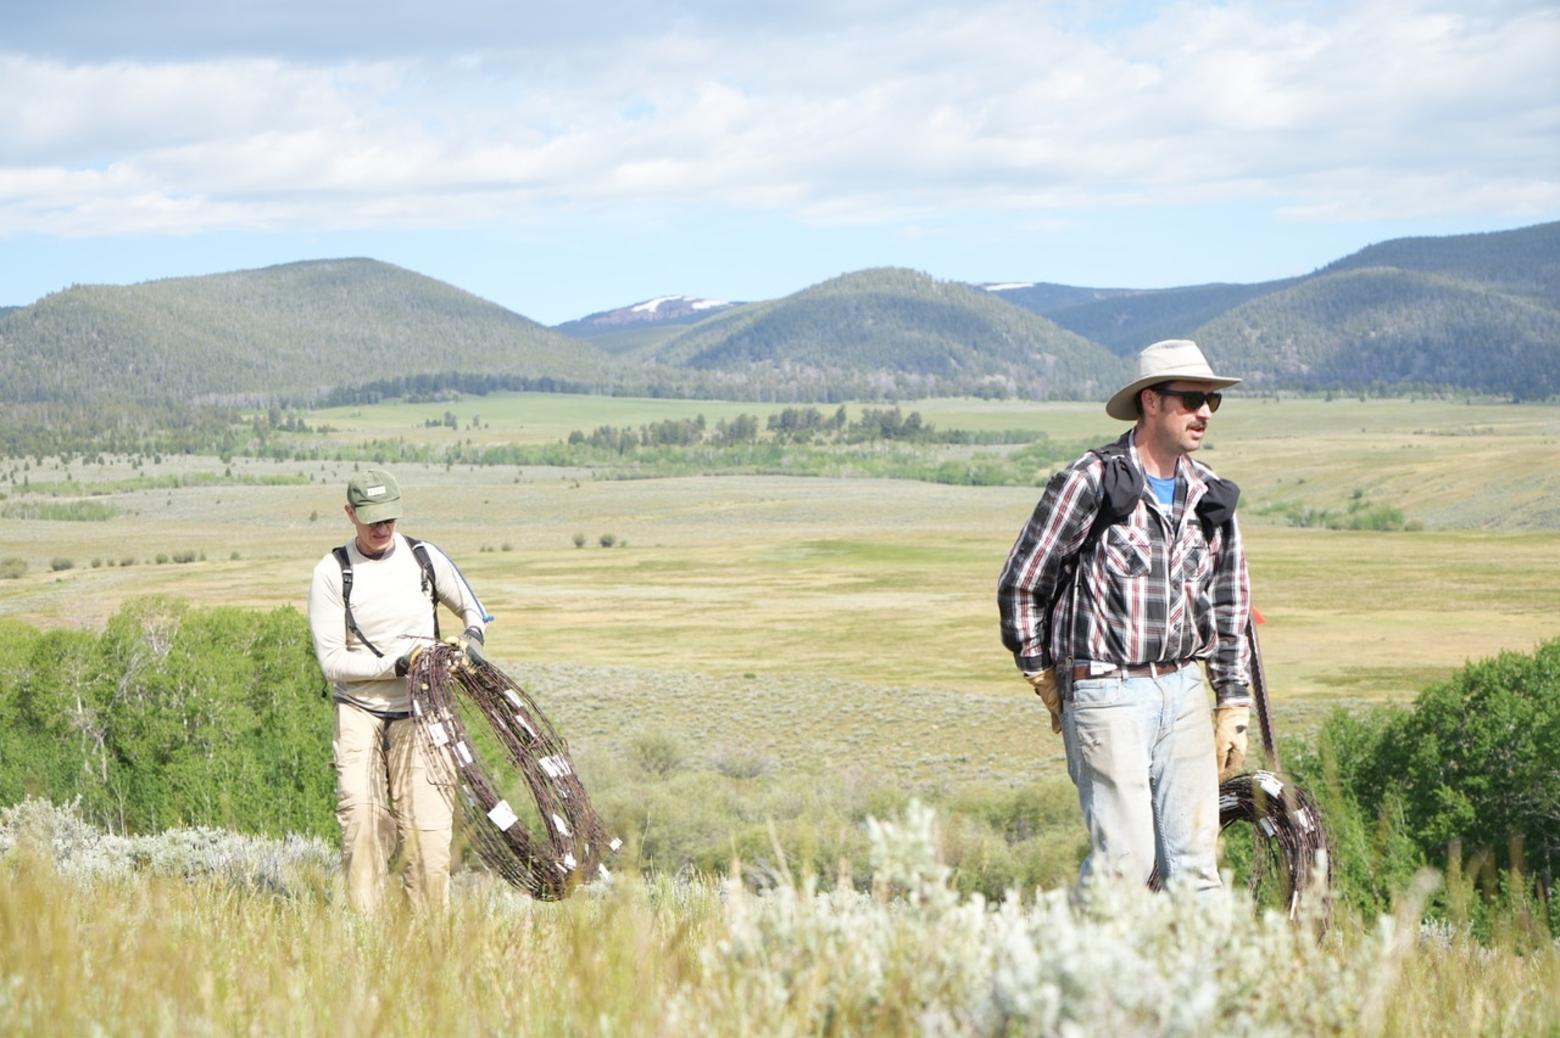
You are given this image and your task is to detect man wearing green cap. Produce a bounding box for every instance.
[307,468,490,913]
[997,339,1253,892]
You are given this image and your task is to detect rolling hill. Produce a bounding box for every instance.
[631,267,1130,400]
[1195,266,1560,399]
[0,259,608,407]
[1318,221,1560,308]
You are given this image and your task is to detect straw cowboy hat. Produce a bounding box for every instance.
[1105,339,1242,421]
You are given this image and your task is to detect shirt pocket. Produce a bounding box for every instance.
[1103,524,1152,579]
[1183,543,1211,584]
[1176,526,1214,588]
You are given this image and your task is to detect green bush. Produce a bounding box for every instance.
[0,598,334,841]
[0,500,119,522]
[0,558,25,580]
[1293,637,1560,930]
[630,730,685,777]
[49,557,74,572]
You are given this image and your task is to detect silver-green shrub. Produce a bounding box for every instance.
[0,798,335,899]
[675,800,1399,1036]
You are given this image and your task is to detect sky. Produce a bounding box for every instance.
[2,0,1557,325]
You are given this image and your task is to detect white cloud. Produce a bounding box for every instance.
[0,0,1555,238]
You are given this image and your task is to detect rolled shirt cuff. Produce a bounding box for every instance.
[1214,682,1252,707]
[1015,653,1048,675]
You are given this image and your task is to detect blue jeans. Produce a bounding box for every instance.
[1061,661,1221,891]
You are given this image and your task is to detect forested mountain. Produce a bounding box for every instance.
[991,222,1560,364]
[632,268,1129,400]
[0,259,608,408]
[1317,221,1560,309]
[1,222,1556,425]
[1195,267,1560,399]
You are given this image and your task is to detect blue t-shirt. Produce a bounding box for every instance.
[1146,472,1177,507]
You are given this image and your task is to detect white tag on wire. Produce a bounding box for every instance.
[487,800,519,831]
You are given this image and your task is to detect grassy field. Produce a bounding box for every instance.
[3,393,1558,1034]
[2,396,1557,735]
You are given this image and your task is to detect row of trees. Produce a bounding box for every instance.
[561,406,948,456]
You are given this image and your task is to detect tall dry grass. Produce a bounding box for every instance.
[2,800,1555,1036]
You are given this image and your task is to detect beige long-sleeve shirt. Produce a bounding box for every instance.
[308,532,488,713]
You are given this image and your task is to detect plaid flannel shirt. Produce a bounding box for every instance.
[997,431,1252,706]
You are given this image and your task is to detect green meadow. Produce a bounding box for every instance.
[2,395,1555,722]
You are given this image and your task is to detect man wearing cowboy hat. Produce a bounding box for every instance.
[997,339,1253,891]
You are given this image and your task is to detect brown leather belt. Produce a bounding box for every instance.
[1070,659,1192,681]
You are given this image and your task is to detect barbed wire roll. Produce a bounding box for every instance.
[1219,769,1332,926]
[408,643,619,900]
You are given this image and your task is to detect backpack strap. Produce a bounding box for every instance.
[1194,475,1240,542]
[333,545,385,658]
[1084,438,1143,549]
[404,536,441,640]
[1052,437,1143,669]
[333,537,443,657]
[1089,436,1242,546]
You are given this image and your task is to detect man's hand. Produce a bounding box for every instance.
[394,643,426,678]
[445,626,486,669]
[1214,705,1249,781]
[1025,669,1063,734]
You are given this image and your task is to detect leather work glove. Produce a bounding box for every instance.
[394,643,426,678]
[446,626,486,669]
[1214,705,1250,781]
[1025,669,1063,734]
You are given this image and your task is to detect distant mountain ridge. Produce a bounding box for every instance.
[1318,222,1560,307]
[1197,266,1560,399]
[555,294,738,336]
[977,282,1138,314]
[2,221,1556,415]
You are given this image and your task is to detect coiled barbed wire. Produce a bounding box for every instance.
[1219,770,1331,926]
[408,643,618,900]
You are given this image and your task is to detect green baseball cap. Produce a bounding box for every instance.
[347,468,403,524]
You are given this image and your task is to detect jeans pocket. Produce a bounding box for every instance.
[1069,677,1127,709]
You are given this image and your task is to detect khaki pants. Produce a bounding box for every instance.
[333,700,454,914]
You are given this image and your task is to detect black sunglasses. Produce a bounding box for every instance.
[1151,387,1223,413]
